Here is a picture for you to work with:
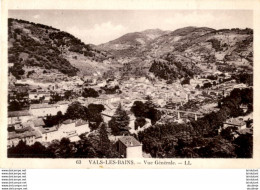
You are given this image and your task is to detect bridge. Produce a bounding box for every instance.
[158,108,203,121]
[101,107,203,122]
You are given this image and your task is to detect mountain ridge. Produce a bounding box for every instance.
[98,25,252,80]
[8,18,253,82]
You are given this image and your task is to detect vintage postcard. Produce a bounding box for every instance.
[0,0,260,168]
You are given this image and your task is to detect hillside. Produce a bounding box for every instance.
[99,26,253,81]
[8,18,253,82]
[8,18,117,79]
[98,29,170,61]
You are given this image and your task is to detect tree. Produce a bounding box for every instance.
[145,95,152,101]
[49,138,77,158]
[8,90,29,111]
[98,123,111,157]
[88,104,105,113]
[144,101,161,124]
[202,82,212,89]
[234,134,253,158]
[44,111,65,127]
[9,64,25,79]
[74,136,98,158]
[82,88,99,98]
[137,87,253,158]
[220,127,235,141]
[131,101,145,117]
[8,100,23,111]
[131,100,161,125]
[50,92,62,104]
[86,104,104,130]
[65,101,87,120]
[181,77,190,85]
[108,103,130,136]
[64,90,73,100]
[135,117,146,130]
[8,141,53,158]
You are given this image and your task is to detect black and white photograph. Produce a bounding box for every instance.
[5,9,254,160]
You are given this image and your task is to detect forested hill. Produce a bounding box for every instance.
[8,18,253,81]
[8,18,116,79]
[149,27,253,80]
[99,26,253,81]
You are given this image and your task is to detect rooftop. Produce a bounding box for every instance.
[225,118,246,126]
[8,110,31,117]
[30,104,57,109]
[30,118,45,127]
[58,101,70,105]
[38,126,58,134]
[75,119,88,127]
[15,126,34,133]
[118,136,142,147]
[63,119,75,125]
[8,127,40,140]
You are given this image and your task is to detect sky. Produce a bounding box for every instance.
[9,10,253,45]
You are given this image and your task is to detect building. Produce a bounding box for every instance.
[58,119,90,140]
[7,132,20,148]
[57,101,69,114]
[27,118,45,128]
[29,104,66,117]
[8,110,33,125]
[154,98,166,107]
[37,126,59,143]
[97,81,106,87]
[8,117,90,146]
[128,114,136,133]
[240,104,249,113]
[102,103,117,119]
[233,83,247,90]
[75,119,90,135]
[8,87,29,103]
[58,119,76,138]
[223,118,246,130]
[7,126,42,148]
[116,136,143,158]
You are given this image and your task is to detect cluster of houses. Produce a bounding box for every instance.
[8,106,146,158]
[218,115,253,140]
[8,66,251,158]
[8,84,29,104]
[8,88,146,158]
[8,106,91,148]
[120,78,193,107]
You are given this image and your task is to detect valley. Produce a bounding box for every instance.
[7,18,253,158]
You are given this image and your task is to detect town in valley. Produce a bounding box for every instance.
[7,11,253,158]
